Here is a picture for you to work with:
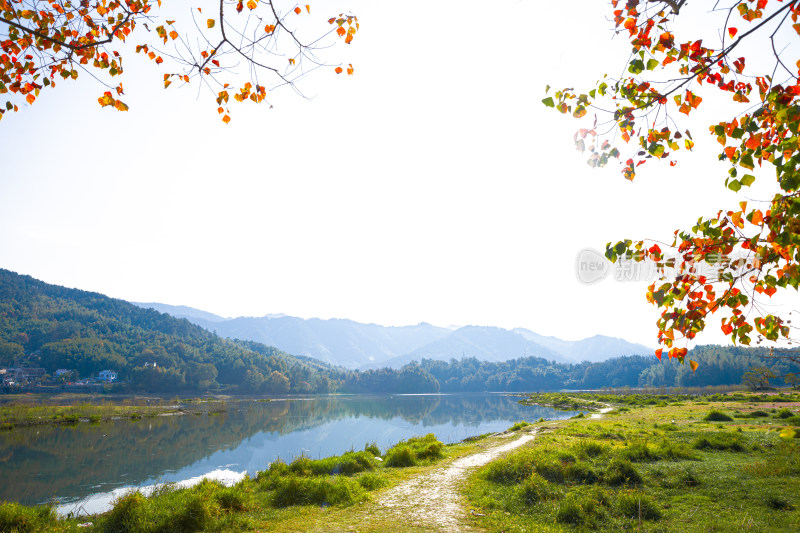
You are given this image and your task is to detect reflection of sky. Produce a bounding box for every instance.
[52,395,577,514]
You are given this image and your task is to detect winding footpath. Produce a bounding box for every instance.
[377,431,537,532]
[375,403,613,532]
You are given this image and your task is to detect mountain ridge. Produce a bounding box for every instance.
[134,303,656,369]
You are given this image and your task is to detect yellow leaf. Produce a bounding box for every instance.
[114,100,129,111]
[207,19,215,28]
[246,0,257,9]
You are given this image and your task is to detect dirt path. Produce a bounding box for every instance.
[376,431,537,532]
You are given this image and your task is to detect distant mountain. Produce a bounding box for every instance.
[512,328,654,363]
[134,302,230,323]
[130,308,453,369]
[374,326,567,369]
[134,304,655,369]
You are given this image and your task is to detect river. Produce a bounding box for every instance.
[0,393,578,515]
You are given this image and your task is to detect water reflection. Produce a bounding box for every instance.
[1,393,576,509]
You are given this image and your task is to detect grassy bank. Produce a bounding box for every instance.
[2,392,799,532]
[0,433,453,532]
[0,396,194,430]
[466,392,800,532]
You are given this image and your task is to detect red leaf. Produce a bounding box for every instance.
[728,27,737,38]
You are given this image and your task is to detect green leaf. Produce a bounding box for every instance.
[728,179,742,192]
[628,60,644,74]
[646,58,659,71]
[740,153,755,170]
[740,174,756,187]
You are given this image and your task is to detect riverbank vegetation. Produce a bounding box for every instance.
[0,434,450,533]
[1,391,798,531]
[0,397,185,430]
[465,392,800,532]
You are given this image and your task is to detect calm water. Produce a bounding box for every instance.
[1,393,577,513]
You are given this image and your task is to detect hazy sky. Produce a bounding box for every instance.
[0,0,788,347]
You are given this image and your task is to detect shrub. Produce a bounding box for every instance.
[775,408,795,419]
[216,486,249,512]
[385,434,444,466]
[102,491,148,533]
[555,497,583,525]
[602,459,643,486]
[172,493,216,532]
[384,445,417,468]
[783,415,800,426]
[0,502,57,533]
[573,440,608,458]
[617,441,658,462]
[519,473,559,504]
[356,472,389,491]
[509,421,530,432]
[483,451,536,484]
[271,476,365,507]
[704,410,734,422]
[564,461,598,485]
[616,492,661,520]
[364,442,381,457]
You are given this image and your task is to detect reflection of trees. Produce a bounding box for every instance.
[0,394,568,505]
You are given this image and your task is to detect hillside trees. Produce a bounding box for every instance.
[547,0,800,367]
[0,0,359,123]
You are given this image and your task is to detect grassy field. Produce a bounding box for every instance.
[1,391,798,532]
[465,392,800,532]
[0,395,191,430]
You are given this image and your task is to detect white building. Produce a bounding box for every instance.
[97,370,117,382]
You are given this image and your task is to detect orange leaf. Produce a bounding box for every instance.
[207,19,215,28]
[345,33,353,44]
[689,360,699,373]
[655,348,662,360]
[246,0,257,9]
[347,64,354,75]
[751,210,764,225]
[114,99,128,111]
[264,24,275,33]
[25,93,35,104]
[337,26,346,36]
[305,4,310,13]
[222,114,231,124]
[335,66,343,74]
[169,30,178,40]
[155,56,163,64]
[294,6,301,14]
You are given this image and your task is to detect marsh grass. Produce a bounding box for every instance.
[0,400,181,429]
[466,394,800,532]
[0,502,57,532]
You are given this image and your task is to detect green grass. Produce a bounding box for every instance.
[465,394,800,532]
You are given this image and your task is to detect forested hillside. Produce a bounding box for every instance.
[1,269,796,394]
[0,269,336,393]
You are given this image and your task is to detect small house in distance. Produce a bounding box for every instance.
[97,370,118,382]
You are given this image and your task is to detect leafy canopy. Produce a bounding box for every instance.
[547,0,800,368]
[0,0,358,123]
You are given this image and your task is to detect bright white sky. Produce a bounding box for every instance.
[1,0,792,348]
